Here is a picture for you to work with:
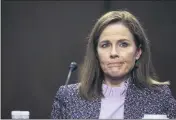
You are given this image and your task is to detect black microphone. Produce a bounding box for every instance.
[65,62,78,86]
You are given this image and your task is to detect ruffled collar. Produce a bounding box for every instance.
[102,79,129,98]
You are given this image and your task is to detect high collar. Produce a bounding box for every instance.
[102,80,129,98]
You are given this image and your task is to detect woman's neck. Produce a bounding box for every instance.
[104,75,129,87]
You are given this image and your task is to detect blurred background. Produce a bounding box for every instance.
[2,1,176,119]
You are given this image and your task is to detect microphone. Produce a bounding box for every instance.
[65,62,78,86]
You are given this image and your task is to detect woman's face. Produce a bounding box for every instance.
[97,23,142,79]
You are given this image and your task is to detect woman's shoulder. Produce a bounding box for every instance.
[55,83,80,99]
[58,83,79,91]
[141,84,173,99]
[131,81,172,98]
[147,79,171,95]
[150,84,171,94]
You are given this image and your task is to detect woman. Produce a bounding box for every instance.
[51,10,176,119]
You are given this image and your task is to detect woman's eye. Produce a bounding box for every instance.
[101,43,110,48]
[119,42,129,47]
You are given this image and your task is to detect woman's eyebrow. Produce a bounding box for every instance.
[117,39,130,42]
[100,39,130,43]
[99,40,110,44]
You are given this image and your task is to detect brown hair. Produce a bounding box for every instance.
[78,10,169,100]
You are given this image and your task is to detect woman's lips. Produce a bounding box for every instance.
[108,62,124,67]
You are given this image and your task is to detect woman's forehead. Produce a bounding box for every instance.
[99,23,134,41]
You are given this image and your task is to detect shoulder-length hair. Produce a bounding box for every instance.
[78,10,169,100]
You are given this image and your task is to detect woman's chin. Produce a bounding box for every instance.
[106,72,125,79]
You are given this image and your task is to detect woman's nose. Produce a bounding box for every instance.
[110,46,119,58]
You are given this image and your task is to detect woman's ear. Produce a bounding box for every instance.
[135,47,142,60]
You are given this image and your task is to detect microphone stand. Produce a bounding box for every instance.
[65,62,77,86]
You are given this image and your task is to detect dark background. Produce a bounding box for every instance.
[2,1,176,119]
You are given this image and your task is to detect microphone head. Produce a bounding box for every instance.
[69,62,78,72]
